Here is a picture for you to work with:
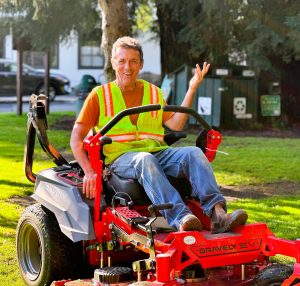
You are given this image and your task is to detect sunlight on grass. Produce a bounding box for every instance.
[178,133,300,185]
[229,196,300,240]
[0,201,25,286]
[230,196,300,265]
[0,112,74,286]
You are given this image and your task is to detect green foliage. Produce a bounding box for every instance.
[131,1,155,33]
[0,0,100,51]
[239,0,300,68]
[129,0,156,34]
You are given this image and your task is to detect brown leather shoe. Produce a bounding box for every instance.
[179,214,202,231]
[211,209,248,234]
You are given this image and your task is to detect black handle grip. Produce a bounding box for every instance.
[100,136,112,146]
[99,104,161,135]
[148,203,173,213]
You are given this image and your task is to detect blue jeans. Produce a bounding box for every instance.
[109,146,226,229]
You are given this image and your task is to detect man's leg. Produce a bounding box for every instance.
[155,147,248,232]
[109,151,201,230]
[155,146,224,216]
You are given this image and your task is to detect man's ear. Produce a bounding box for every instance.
[140,60,144,70]
[111,58,116,70]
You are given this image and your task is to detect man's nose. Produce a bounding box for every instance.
[124,61,131,69]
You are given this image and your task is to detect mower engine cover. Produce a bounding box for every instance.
[32,167,95,242]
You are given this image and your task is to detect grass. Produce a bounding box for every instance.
[0,112,300,285]
[178,133,300,185]
[0,112,73,286]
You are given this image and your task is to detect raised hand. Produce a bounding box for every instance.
[189,62,210,91]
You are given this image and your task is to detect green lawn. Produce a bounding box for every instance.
[0,112,300,285]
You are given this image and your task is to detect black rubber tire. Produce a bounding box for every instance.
[253,263,293,286]
[36,83,57,101]
[16,203,84,286]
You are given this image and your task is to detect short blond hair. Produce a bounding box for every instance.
[111,36,144,62]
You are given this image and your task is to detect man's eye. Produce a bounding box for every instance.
[118,60,125,64]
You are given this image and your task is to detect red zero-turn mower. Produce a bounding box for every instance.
[17,94,300,286]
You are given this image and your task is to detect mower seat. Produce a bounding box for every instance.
[104,172,192,206]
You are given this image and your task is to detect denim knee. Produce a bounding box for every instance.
[180,146,208,166]
[133,152,161,174]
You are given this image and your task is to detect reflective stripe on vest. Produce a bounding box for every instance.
[107,131,164,143]
[102,83,114,117]
[150,83,159,118]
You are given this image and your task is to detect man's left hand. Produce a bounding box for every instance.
[189,62,210,91]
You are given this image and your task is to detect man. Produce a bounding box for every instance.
[70,36,248,233]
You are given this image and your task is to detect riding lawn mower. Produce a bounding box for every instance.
[16,94,300,286]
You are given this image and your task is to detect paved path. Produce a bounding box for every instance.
[0,95,77,113]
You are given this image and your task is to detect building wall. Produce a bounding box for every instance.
[4,32,161,88]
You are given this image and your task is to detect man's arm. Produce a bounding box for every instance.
[164,62,210,131]
[70,123,96,199]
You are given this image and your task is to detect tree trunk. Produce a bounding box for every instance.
[155,0,202,76]
[99,0,130,82]
[155,1,182,76]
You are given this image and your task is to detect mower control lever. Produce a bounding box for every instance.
[148,203,173,216]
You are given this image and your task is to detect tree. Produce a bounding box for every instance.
[238,0,300,123]
[1,0,100,52]
[0,0,100,114]
[155,0,203,75]
[154,0,238,74]
[153,0,300,123]
[98,0,130,81]
[98,0,151,81]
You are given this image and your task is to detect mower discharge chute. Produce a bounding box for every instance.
[17,94,300,286]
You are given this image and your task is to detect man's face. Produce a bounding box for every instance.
[112,47,143,86]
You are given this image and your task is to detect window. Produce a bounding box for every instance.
[24,45,59,69]
[79,40,104,69]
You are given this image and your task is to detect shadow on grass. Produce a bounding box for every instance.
[0,213,18,229]
[220,186,268,199]
[0,179,32,189]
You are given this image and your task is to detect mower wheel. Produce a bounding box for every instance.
[16,203,84,286]
[253,263,293,286]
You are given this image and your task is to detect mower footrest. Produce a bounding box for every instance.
[114,207,149,226]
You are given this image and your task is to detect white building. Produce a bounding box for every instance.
[1,31,161,88]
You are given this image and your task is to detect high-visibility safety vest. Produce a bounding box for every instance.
[96,79,169,164]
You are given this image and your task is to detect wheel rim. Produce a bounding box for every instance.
[18,223,42,281]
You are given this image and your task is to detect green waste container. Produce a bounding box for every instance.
[74,74,98,117]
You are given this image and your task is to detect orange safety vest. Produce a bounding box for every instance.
[96,79,169,164]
